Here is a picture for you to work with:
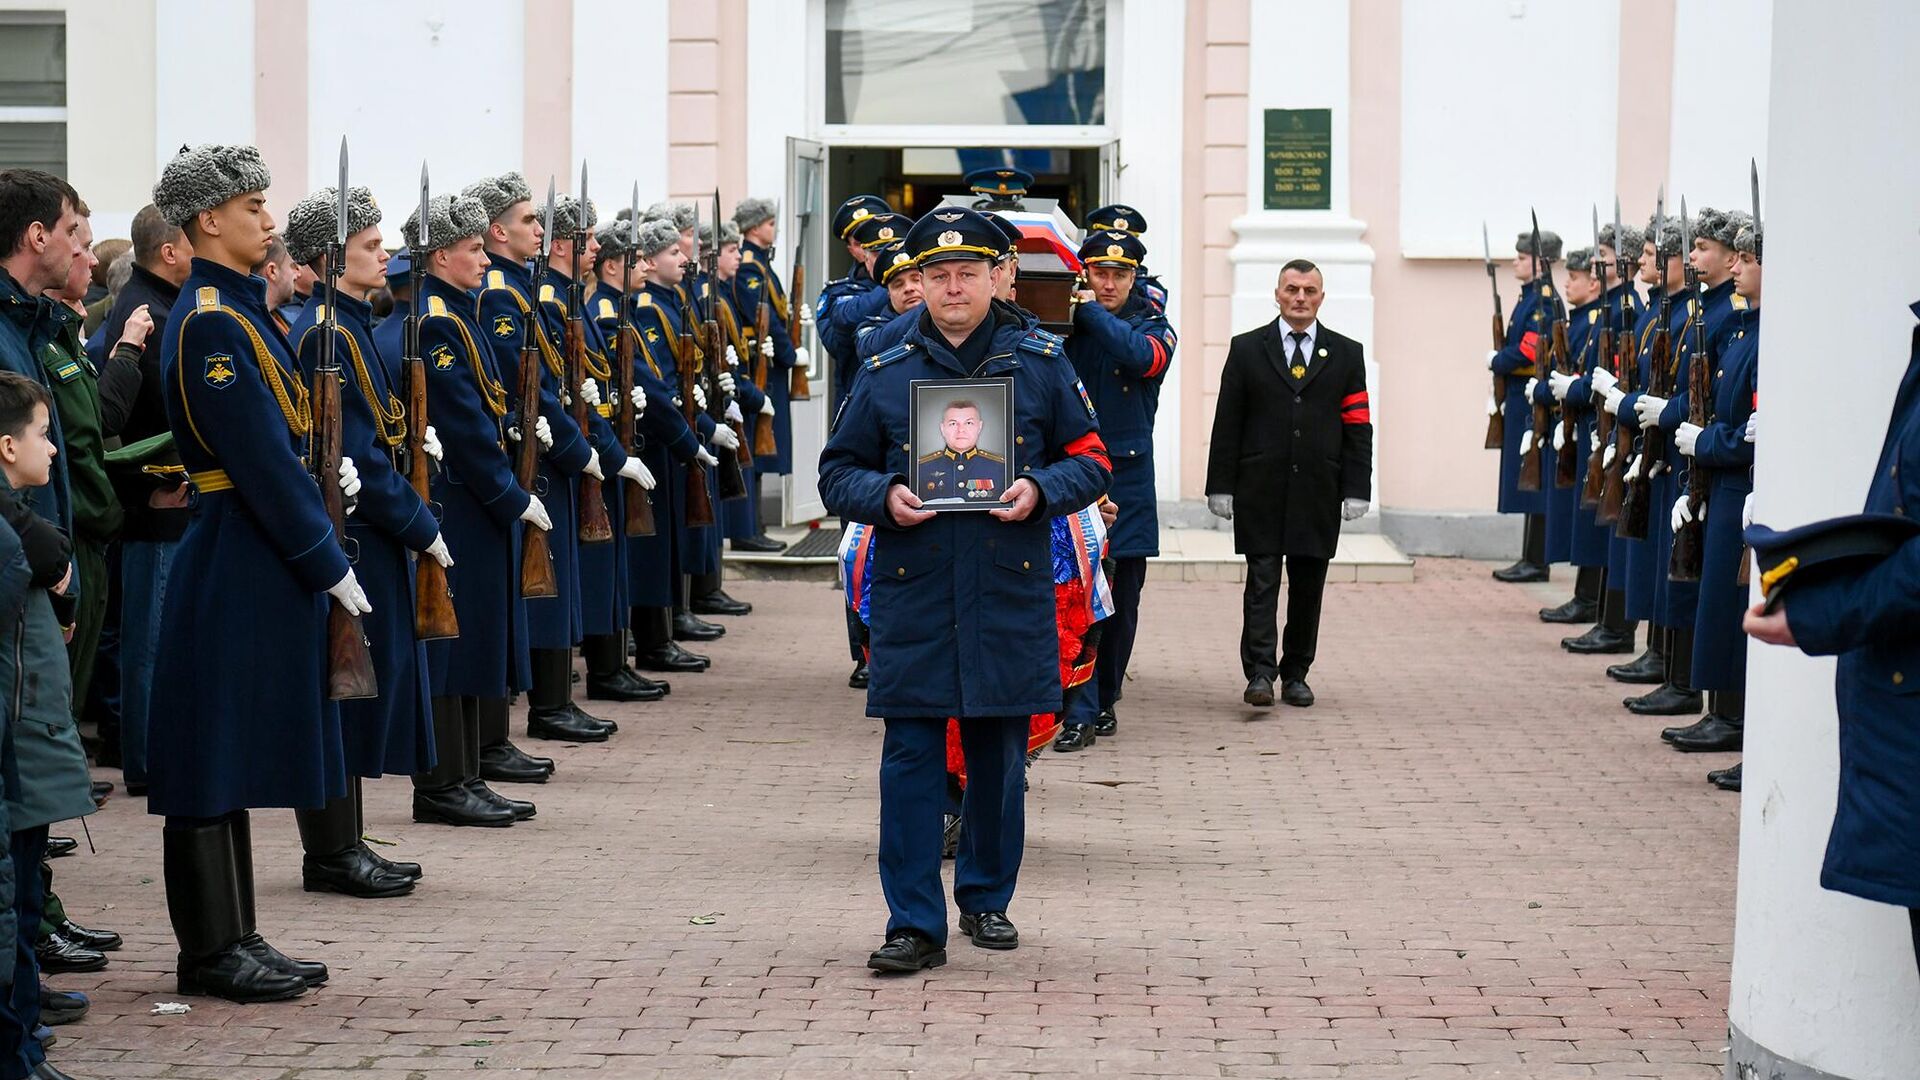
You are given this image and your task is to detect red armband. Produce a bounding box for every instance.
[1143,334,1171,379]
[1518,332,1541,363]
[1341,390,1371,425]
[1063,431,1111,473]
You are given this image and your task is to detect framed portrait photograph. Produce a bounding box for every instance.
[909,377,1015,511]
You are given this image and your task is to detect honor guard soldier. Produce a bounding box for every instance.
[285,184,452,897]
[539,195,665,705]
[147,143,350,1003]
[406,192,550,826]
[708,219,779,553]
[1528,247,1603,622]
[1082,204,1168,312]
[731,196,806,522]
[1058,228,1175,750]
[467,172,612,748]
[966,166,1033,212]
[1489,228,1557,583]
[818,194,896,418]
[820,207,1112,973]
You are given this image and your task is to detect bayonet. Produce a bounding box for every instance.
[1750,158,1761,236]
[537,175,556,268]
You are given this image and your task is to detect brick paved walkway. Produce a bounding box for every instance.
[49,558,1734,1077]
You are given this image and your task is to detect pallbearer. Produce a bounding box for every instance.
[818,194,896,422]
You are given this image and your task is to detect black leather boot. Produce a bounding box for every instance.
[413,697,517,826]
[691,570,752,616]
[527,648,613,742]
[464,702,534,820]
[296,793,414,899]
[1563,624,1635,653]
[475,695,553,781]
[165,818,308,1003]
[231,812,328,987]
[584,633,667,701]
[1606,630,1666,683]
[673,610,726,641]
[352,776,420,881]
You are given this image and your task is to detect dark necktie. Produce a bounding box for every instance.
[1289,331,1308,377]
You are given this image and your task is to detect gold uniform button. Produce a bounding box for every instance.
[1896,672,1906,686]
[896,567,906,576]
[903,443,910,452]
[1122,385,1130,393]
[1015,436,1024,445]
[1022,561,1031,570]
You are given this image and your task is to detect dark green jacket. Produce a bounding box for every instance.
[41,307,122,543]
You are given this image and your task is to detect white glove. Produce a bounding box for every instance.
[1207,494,1233,520]
[1486,349,1500,371]
[1744,412,1757,443]
[760,397,775,417]
[535,415,554,449]
[1671,494,1702,532]
[424,534,454,568]
[1548,371,1575,401]
[1524,377,1540,401]
[694,447,720,468]
[1602,387,1625,415]
[1633,393,1669,429]
[710,425,740,452]
[1553,422,1567,452]
[1675,421,1702,457]
[580,378,602,406]
[1624,454,1643,482]
[583,455,604,481]
[520,494,552,531]
[1590,367,1619,396]
[1742,492,1754,530]
[794,347,811,371]
[693,382,708,411]
[1518,429,1535,456]
[1602,442,1616,470]
[1486,394,1498,417]
[760,337,775,359]
[632,386,647,414]
[725,401,744,424]
[338,456,361,501]
[725,344,741,369]
[1340,498,1368,521]
[719,370,737,396]
[1589,427,1600,454]
[327,568,373,616]
[619,457,657,491]
[423,424,443,462]
[799,301,816,328]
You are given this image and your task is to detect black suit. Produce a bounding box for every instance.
[1206,319,1373,682]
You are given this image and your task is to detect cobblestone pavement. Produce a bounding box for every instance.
[48,558,1735,1077]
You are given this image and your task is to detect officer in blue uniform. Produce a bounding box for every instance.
[1667,215,1760,763]
[818,195,897,420]
[148,142,345,1003]
[1082,204,1169,313]
[404,192,546,826]
[1562,223,1645,656]
[820,207,1111,973]
[1489,230,1556,583]
[917,400,1007,503]
[1058,229,1175,751]
[466,173,610,749]
[1528,248,1602,621]
[284,185,453,898]
[1742,298,1920,966]
[965,167,1033,212]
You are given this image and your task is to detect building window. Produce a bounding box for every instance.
[825,0,1105,127]
[0,12,66,175]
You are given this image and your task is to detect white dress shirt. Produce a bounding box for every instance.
[1275,318,1320,370]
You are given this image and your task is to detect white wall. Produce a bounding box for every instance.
[153,0,253,177]
[307,0,525,226]
[572,0,670,207]
[1398,0,1619,259]
[1729,1,1920,1076]
[1665,0,1770,213]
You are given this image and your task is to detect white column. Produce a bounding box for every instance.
[1227,0,1377,515]
[1729,1,1920,1077]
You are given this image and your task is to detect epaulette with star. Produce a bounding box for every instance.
[1018,327,1066,358]
[866,341,916,370]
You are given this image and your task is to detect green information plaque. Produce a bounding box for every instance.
[1263,108,1332,211]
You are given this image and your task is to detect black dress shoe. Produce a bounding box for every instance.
[34,931,106,974]
[1244,675,1275,706]
[637,642,710,672]
[586,669,666,702]
[302,846,415,899]
[125,779,148,797]
[53,918,121,952]
[413,785,517,827]
[527,706,612,743]
[1669,714,1743,753]
[177,941,308,1002]
[1625,684,1704,716]
[1661,714,1719,743]
[1281,679,1315,708]
[1052,726,1095,753]
[867,930,946,973]
[1563,625,1636,654]
[39,985,87,1026]
[1606,649,1665,684]
[1538,597,1599,624]
[237,932,327,987]
[465,778,535,820]
[848,662,869,689]
[673,611,726,640]
[565,701,617,735]
[45,836,77,858]
[1092,709,1118,737]
[360,842,422,882]
[691,589,753,616]
[1709,762,1743,791]
[731,534,787,553]
[957,911,1019,950]
[90,779,114,804]
[1492,560,1549,583]
[627,669,671,696]
[479,740,553,784]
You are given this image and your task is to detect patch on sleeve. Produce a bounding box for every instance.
[1074,377,1098,420]
[204,353,237,389]
[430,343,457,370]
[52,360,83,383]
[492,314,516,337]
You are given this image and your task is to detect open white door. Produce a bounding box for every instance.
[782,136,830,524]
[1099,137,1121,203]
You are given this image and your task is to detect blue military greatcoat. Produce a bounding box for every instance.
[818,262,891,420]
[1688,307,1758,691]
[712,280,770,542]
[631,281,720,578]
[1619,289,1682,623]
[291,292,438,776]
[1068,293,1175,558]
[733,241,796,475]
[148,258,350,817]
[1492,278,1548,514]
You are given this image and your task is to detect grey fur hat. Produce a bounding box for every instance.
[283,185,381,266]
[1707,209,1750,248]
[462,172,533,223]
[404,193,489,253]
[732,197,777,231]
[152,143,272,228]
[1564,247,1595,274]
[1734,219,1762,259]
[1689,206,1741,248]
[1598,223,1644,260]
[1645,213,1684,258]
[1514,229,1563,260]
[637,218,682,257]
[645,201,697,231]
[595,217,638,261]
[699,220,743,250]
[545,194,597,238]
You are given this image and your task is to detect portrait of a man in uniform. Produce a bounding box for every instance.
[911,378,1013,509]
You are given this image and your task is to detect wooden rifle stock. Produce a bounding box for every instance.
[713,299,754,470]
[1552,319,1578,487]
[614,316,656,538]
[1668,335,1711,582]
[514,325,559,597]
[1618,317,1666,540]
[786,261,811,400]
[1484,314,1505,450]
[751,301,777,456]
[312,330,379,700]
[406,355,458,640]
[704,315,749,500]
[566,309,614,543]
[1598,307,1637,526]
[678,327,716,527]
[1581,312,1614,509]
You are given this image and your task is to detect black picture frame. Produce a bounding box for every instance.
[909,376,1015,512]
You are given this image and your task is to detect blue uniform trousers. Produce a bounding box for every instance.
[1096,556,1148,712]
[880,716,1027,943]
